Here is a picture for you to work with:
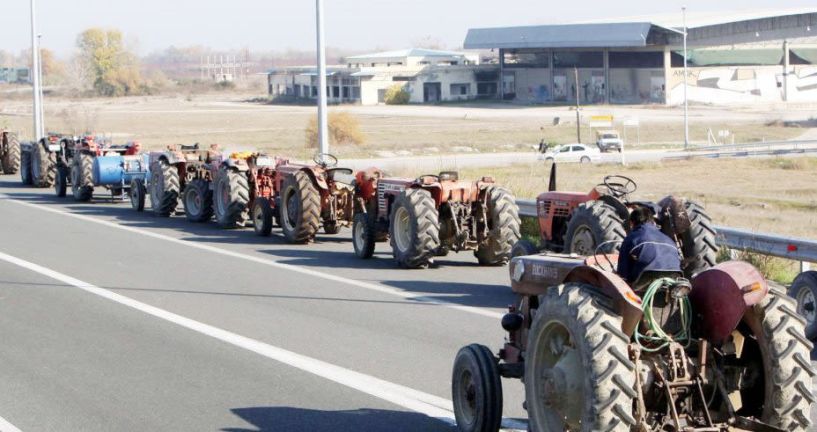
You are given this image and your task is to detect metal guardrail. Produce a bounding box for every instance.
[516,198,815,271]
[690,139,817,153]
[662,146,817,161]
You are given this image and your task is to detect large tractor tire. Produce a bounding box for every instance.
[149,160,180,217]
[214,167,250,228]
[20,150,32,185]
[1,134,21,174]
[71,153,94,202]
[389,188,440,269]
[280,171,320,243]
[741,283,815,431]
[525,283,636,432]
[451,344,503,432]
[563,201,626,255]
[680,201,718,278]
[789,271,817,340]
[476,187,521,266]
[352,213,376,259]
[183,178,214,223]
[31,142,56,188]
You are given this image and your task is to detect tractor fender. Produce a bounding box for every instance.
[689,260,768,345]
[564,265,643,337]
[222,158,249,173]
[597,195,630,223]
[413,184,442,206]
[300,167,329,191]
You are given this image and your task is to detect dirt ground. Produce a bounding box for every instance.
[1,92,812,161]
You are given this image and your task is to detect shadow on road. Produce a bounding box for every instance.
[381,279,516,309]
[221,407,452,432]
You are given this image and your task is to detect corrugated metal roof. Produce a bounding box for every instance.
[346,48,468,60]
[464,22,660,49]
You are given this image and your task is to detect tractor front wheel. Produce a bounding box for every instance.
[525,283,636,432]
[451,344,503,432]
[214,167,250,228]
[389,188,440,269]
[149,160,180,217]
[130,179,146,211]
[280,171,320,243]
[252,197,273,237]
[476,187,521,266]
[71,153,94,202]
[55,165,68,197]
[789,271,817,340]
[184,178,214,223]
[352,213,376,259]
[563,201,626,255]
[1,134,21,174]
[20,150,32,185]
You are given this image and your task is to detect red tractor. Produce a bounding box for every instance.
[0,130,21,175]
[253,153,381,243]
[451,253,814,432]
[352,171,521,268]
[514,165,717,277]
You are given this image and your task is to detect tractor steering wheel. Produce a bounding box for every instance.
[313,153,338,168]
[602,175,637,198]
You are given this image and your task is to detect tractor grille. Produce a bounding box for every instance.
[554,207,570,217]
[540,200,551,215]
[377,182,387,212]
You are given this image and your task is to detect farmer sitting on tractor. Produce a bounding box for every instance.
[617,205,682,290]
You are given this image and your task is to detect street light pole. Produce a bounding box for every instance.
[315,0,329,156]
[682,6,689,150]
[30,0,43,141]
[37,34,45,138]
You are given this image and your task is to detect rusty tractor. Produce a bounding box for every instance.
[20,133,61,188]
[352,171,521,268]
[255,153,381,243]
[53,135,139,201]
[0,130,21,175]
[136,144,223,217]
[514,165,718,278]
[451,252,815,432]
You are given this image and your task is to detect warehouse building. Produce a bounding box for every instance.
[464,9,817,105]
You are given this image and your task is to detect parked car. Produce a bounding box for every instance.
[595,129,623,152]
[538,143,601,164]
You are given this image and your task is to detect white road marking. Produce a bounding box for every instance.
[0,415,22,432]
[0,250,527,431]
[1,194,504,320]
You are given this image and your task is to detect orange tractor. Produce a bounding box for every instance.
[514,166,717,277]
[352,171,520,268]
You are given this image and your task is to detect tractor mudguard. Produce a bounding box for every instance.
[598,194,630,222]
[689,261,768,345]
[300,167,329,191]
[222,158,249,172]
[564,265,643,336]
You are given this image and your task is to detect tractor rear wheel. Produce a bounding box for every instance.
[525,283,636,432]
[352,213,376,259]
[55,165,68,197]
[130,179,146,211]
[150,160,180,217]
[741,283,815,431]
[389,188,440,269]
[789,271,817,340]
[280,171,320,243]
[476,187,521,266]
[20,150,32,185]
[680,201,718,277]
[323,221,341,235]
[214,167,250,228]
[71,153,94,202]
[510,239,540,258]
[1,134,21,174]
[563,201,626,255]
[184,178,213,223]
[252,197,273,237]
[451,344,503,432]
[31,142,56,188]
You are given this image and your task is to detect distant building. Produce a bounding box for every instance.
[267,48,493,105]
[0,67,31,84]
[464,9,817,105]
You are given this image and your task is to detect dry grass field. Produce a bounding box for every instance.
[0,93,807,161]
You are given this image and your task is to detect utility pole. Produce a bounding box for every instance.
[30,0,43,141]
[315,0,329,155]
[37,34,44,137]
[682,6,689,150]
[574,67,581,144]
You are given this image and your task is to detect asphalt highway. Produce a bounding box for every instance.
[0,175,814,431]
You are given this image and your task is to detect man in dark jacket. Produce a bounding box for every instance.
[617,206,682,289]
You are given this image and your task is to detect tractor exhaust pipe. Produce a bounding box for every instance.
[548,163,557,192]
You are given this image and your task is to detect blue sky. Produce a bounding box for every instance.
[2,0,815,56]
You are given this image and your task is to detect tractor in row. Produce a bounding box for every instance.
[53,135,141,201]
[452,250,814,432]
[20,133,60,187]
[513,165,718,278]
[351,171,521,269]
[0,130,21,175]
